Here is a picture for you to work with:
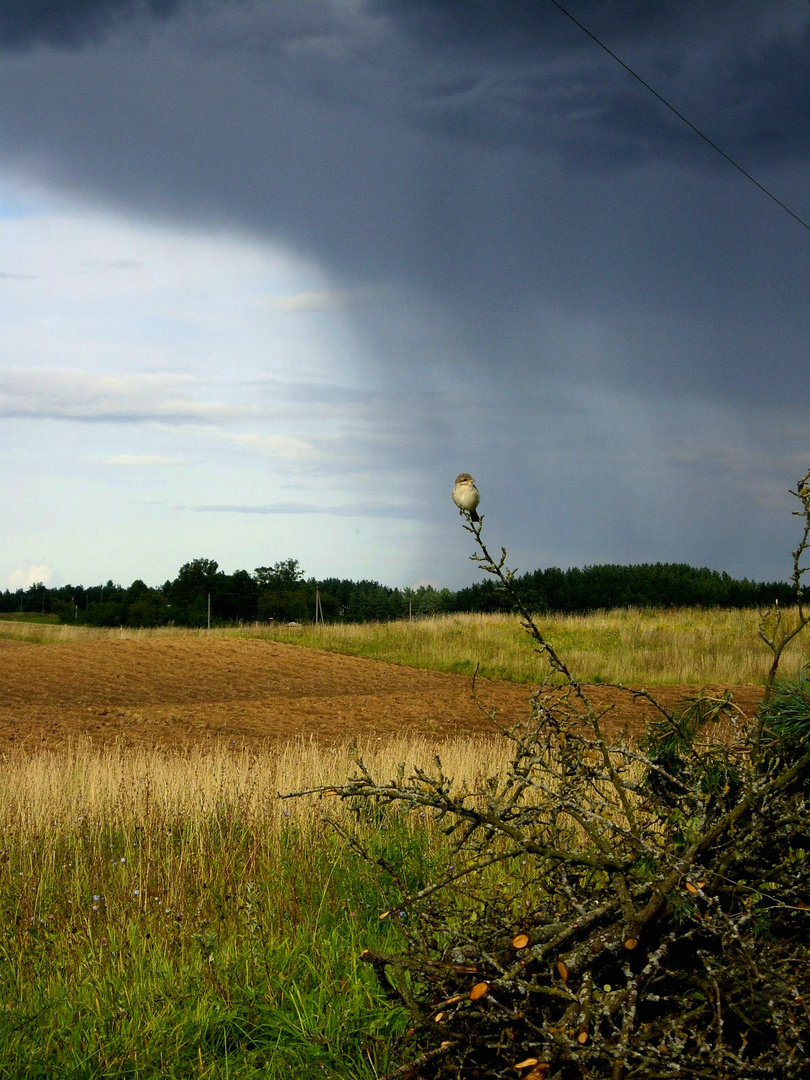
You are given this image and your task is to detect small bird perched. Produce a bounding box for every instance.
[452,472,480,522]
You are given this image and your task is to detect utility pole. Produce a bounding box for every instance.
[207,592,211,631]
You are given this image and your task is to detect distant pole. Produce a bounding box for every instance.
[409,599,412,621]
[315,587,323,625]
[207,592,211,630]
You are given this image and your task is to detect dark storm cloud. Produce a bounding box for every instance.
[0,1,806,392]
[369,0,810,167]
[4,0,808,166]
[0,0,187,48]
[0,0,806,414]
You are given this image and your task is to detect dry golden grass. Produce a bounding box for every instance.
[0,735,508,838]
[0,621,206,643]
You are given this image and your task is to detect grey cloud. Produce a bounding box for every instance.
[248,378,375,407]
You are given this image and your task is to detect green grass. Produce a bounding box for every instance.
[256,608,808,686]
[3,607,805,685]
[0,611,59,624]
[0,781,411,1077]
[0,738,508,1079]
[0,824,417,1079]
[0,825,413,1078]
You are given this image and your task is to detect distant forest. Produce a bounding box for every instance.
[0,557,795,628]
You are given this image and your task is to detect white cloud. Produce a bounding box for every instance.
[7,563,53,589]
[222,432,318,460]
[267,286,382,312]
[0,368,251,424]
[103,454,181,466]
[0,193,343,381]
[268,289,346,312]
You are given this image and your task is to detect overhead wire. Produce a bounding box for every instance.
[547,0,810,233]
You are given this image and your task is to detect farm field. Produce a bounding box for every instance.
[0,615,777,749]
[0,633,529,750]
[0,608,805,1078]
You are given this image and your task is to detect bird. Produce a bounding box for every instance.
[452,473,480,522]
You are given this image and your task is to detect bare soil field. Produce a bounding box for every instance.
[0,636,765,751]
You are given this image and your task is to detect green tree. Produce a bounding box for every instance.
[125,580,169,627]
[168,558,222,626]
[254,559,308,622]
[220,569,259,622]
[253,558,304,591]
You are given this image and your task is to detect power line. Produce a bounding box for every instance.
[548,0,810,233]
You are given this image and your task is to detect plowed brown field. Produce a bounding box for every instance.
[0,636,765,750]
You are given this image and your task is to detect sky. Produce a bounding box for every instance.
[1,0,809,593]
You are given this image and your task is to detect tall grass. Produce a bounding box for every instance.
[4,608,803,685]
[0,737,506,1079]
[0,736,508,831]
[261,608,804,685]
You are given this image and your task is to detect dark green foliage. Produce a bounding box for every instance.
[0,559,796,628]
[453,562,795,615]
[760,673,810,750]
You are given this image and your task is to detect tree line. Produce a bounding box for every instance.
[0,557,795,628]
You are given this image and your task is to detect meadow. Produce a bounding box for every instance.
[261,606,807,685]
[0,737,509,1079]
[2,605,807,685]
[1,607,806,1077]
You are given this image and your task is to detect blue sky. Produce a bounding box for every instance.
[1,1,808,592]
